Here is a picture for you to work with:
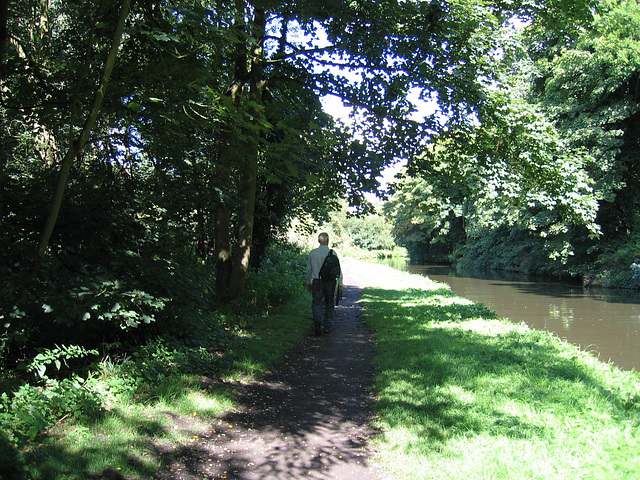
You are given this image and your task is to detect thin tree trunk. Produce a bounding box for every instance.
[213,129,235,297]
[215,204,232,298]
[11,0,131,311]
[35,0,131,259]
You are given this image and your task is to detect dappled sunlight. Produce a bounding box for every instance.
[151,278,383,480]
[177,391,233,418]
[33,406,169,478]
[456,318,526,336]
[361,281,640,479]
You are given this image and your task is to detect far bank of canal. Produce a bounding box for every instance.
[384,261,640,372]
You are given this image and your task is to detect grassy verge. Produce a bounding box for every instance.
[359,264,640,480]
[3,283,312,479]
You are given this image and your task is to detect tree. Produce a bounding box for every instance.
[388,0,640,280]
[323,203,397,252]
[1,0,604,352]
[385,172,466,263]
[537,0,640,240]
[207,0,597,296]
[35,0,132,261]
[2,0,133,312]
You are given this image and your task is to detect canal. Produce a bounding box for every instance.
[386,261,640,372]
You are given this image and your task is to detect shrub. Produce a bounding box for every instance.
[241,242,307,313]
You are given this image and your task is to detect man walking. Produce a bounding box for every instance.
[306,232,344,336]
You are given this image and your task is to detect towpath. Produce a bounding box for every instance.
[155,258,392,480]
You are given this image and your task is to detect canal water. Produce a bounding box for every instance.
[384,260,640,372]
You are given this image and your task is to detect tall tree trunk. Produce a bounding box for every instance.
[215,204,232,297]
[215,0,250,298]
[229,143,258,298]
[214,129,235,298]
[228,8,266,299]
[215,79,244,297]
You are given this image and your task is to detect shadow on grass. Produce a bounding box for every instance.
[18,311,308,480]
[20,407,169,480]
[361,287,640,453]
[18,289,368,479]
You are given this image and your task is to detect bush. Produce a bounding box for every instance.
[241,242,307,313]
[0,345,103,447]
[0,376,104,445]
[0,241,309,451]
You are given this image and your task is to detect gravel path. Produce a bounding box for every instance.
[155,259,392,480]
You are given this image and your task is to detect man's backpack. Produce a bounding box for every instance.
[319,250,341,282]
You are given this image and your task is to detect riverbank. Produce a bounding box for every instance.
[395,263,640,372]
[355,259,640,479]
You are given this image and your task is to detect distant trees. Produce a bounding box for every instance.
[322,204,396,252]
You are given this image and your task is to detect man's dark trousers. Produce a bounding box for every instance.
[312,278,336,331]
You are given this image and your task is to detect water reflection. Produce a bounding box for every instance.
[382,260,640,372]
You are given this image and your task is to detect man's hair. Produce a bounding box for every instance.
[318,232,329,245]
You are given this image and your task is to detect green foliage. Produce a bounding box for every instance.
[0,243,309,458]
[388,0,640,286]
[0,376,104,444]
[1,0,609,367]
[345,214,397,251]
[0,345,102,451]
[587,227,640,288]
[321,204,398,252]
[0,250,313,480]
[25,345,98,380]
[385,174,466,264]
[537,0,640,239]
[42,278,165,331]
[241,243,308,313]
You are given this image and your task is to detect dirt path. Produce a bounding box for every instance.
[154,259,391,480]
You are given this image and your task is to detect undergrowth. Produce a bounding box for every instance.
[0,242,310,479]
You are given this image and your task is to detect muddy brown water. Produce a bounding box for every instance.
[383,261,640,372]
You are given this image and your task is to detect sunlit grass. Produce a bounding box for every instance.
[21,293,311,479]
[359,263,640,480]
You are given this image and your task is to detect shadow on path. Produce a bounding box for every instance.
[155,278,388,480]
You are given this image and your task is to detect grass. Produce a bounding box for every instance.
[358,263,640,479]
[13,292,311,480]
